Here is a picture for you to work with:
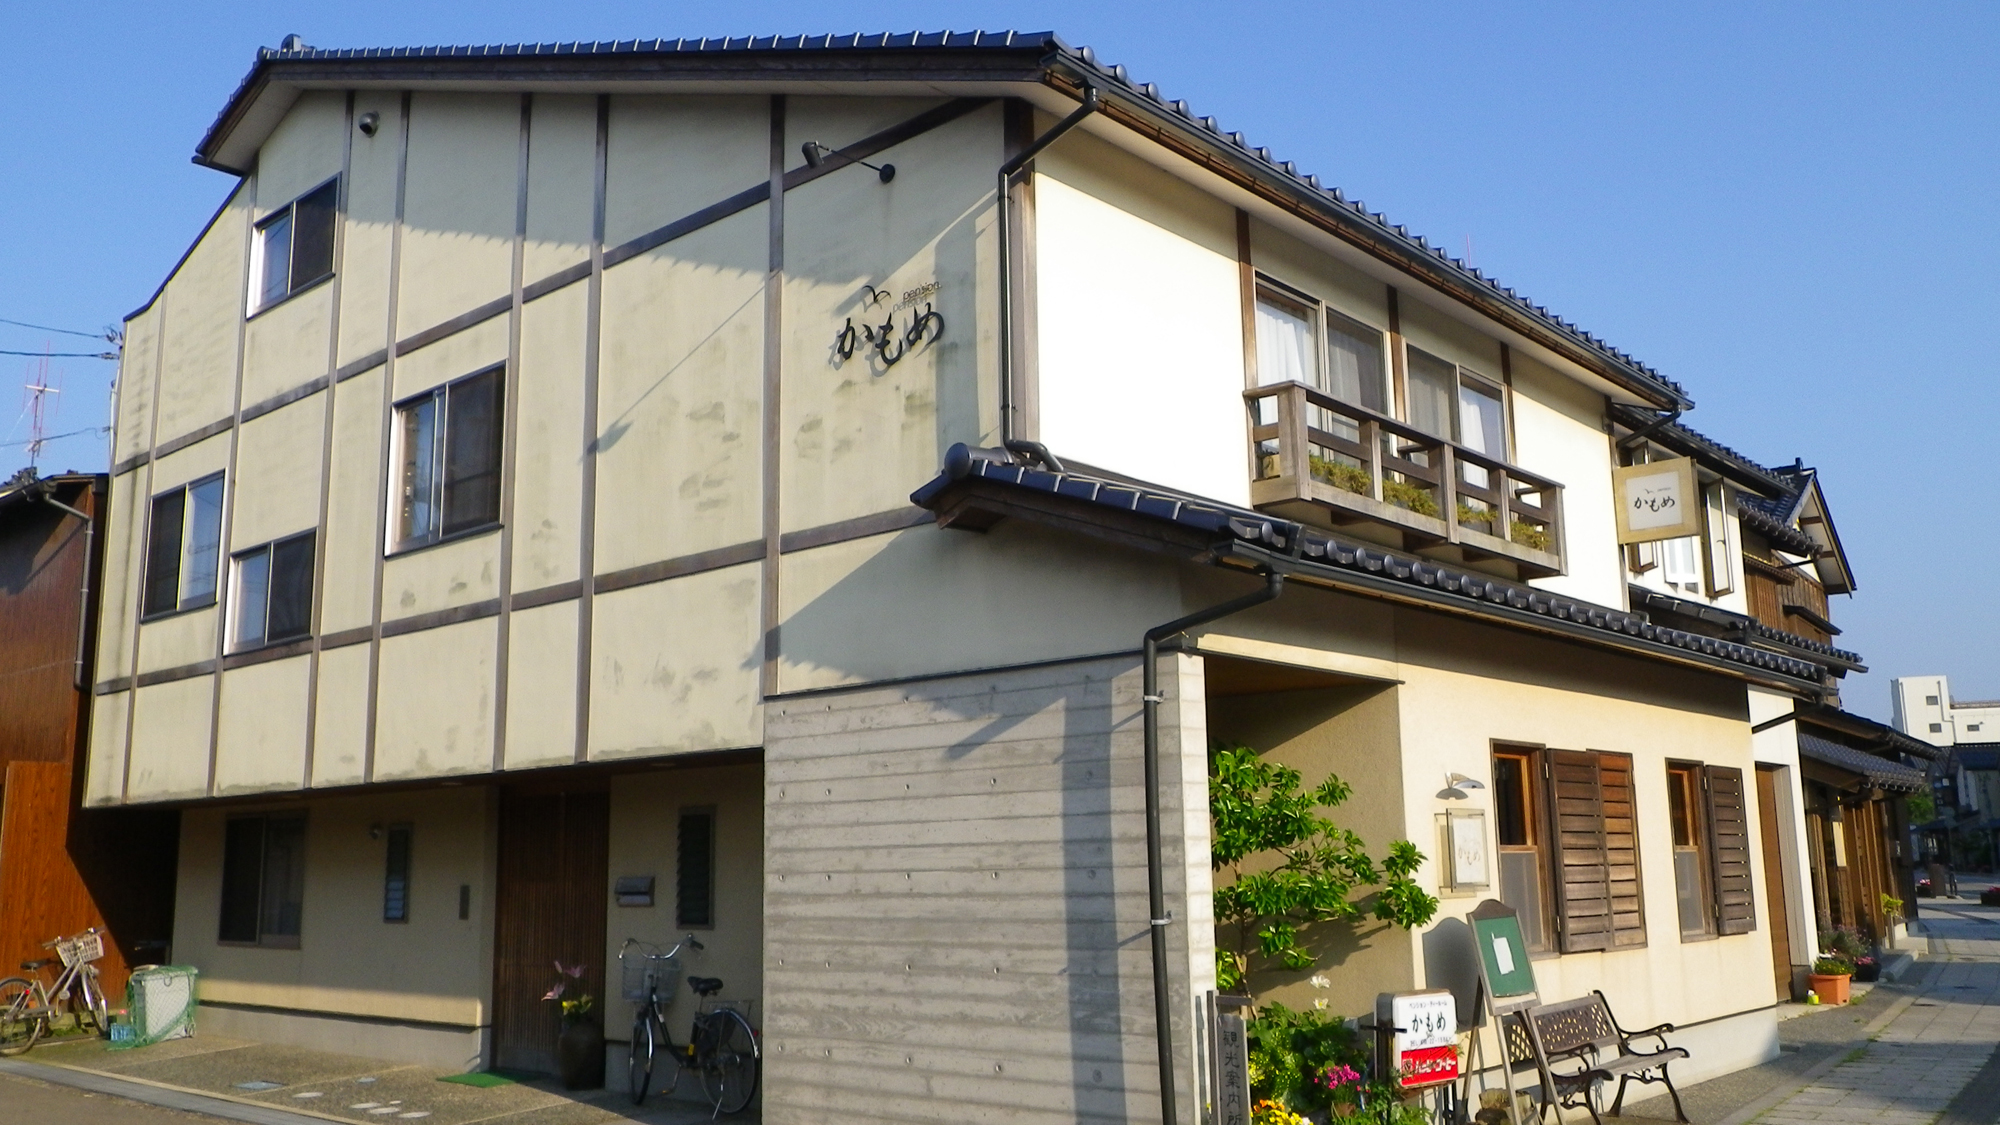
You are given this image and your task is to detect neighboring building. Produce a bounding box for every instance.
[1889,676,2000,870]
[88,32,1881,1121]
[1892,674,2000,747]
[0,472,179,999]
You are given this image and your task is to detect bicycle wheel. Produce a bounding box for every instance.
[0,978,48,1056]
[74,971,109,1036]
[628,1009,655,1105]
[699,1009,760,1115]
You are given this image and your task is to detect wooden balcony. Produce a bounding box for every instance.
[1245,381,1566,578]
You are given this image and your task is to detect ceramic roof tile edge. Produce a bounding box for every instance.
[913,445,1829,689]
[195,31,1690,411]
[1627,585,1864,669]
[1796,732,1927,792]
[1795,702,1942,762]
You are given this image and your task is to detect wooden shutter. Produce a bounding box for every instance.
[1599,752,1646,947]
[1548,750,1611,952]
[1703,765,1757,935]
[1546,750,1647,952]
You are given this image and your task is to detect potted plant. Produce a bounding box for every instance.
[1982,886,2000,907]
[1809,954,1854,1005]
[543,962,602,1089]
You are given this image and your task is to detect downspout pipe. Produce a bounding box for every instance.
[997,84,1098,452]
[34,480,96,690]
[1142,568,1286,1125]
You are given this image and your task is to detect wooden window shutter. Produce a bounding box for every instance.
[1548,750,1612,953]
[1703,765,1757,935]
[1598,752,1646,947]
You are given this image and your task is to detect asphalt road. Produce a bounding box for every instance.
[0,1070,227,1123]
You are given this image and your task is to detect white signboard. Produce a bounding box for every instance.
[1447,809,1489,890]
[1614,458,1702,545]
[1384,990,1459,1089]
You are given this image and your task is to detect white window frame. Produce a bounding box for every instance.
[248,177,339,315]
[228,531,316,652]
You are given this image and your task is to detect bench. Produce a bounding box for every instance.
[1522,991,1689,1124]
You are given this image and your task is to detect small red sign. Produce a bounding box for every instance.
[1397,1044,1460,1089]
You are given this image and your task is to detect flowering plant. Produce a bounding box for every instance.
[542,962,594,1026]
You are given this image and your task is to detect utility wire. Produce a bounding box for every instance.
[0,426,109,449]
[0,349,117,359]
[0,316,114,342]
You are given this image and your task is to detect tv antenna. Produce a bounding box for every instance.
[21,348,61,472]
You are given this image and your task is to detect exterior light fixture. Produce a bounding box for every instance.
[1441,772,1487,799]
[357,111,380,137]
[801,140,895,183]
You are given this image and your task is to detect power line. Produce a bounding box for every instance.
[0,349,116,359]
[0,316,112,342]
[0,426,108,449]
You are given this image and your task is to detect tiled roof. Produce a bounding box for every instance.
[913,446,1830,686]
[203,31,1688,409]
[1627,586,1863,669]
[1797,733,1927,792]
[1957,747,2000,771]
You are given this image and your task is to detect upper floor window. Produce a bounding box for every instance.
[230,532,315,651]
[1406,346,1507,462]
[391,367,504,552]
[143,475,225,618]
[1253,281,1389,413]
[253,179,338,313]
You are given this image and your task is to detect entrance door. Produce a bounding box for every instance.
[493,789,609,1074]
[1755,767,1795,1001]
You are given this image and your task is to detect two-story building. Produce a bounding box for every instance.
[90,32,1879,1122]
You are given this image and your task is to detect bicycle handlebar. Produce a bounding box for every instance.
[619,933,706,960]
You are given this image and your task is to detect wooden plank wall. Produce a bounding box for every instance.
[763,654,1211,1125]
[492,788,609,1074]
[0,480,179,1001]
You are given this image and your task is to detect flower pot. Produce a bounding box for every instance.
[1808,973,1851,1005]
[555,1018,604,1090]
[1854,959,1881,983]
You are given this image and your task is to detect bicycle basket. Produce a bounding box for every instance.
[56,931,105,968]
[620,953,683,1002]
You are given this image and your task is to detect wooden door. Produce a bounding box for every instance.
[1755,767,1794,1001]
[492,789,609,1074]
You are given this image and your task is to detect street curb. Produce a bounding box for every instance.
[0,1057,348,1125]
[1711,990,1921,1125]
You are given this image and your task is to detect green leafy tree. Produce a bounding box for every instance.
[1211,742,1438,992]
[1906,790,1935,825]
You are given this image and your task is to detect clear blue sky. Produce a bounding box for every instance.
[5,2,1995,719]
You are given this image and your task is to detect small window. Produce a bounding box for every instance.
[230,532,315,650]
[391,367,504,551]
[383,825,412,923]
[143,475,225,618]
[1492,748,1553,953]
[1970,724,1982,732]
[1931,723,1944,733]
[219,815,307,947]
[253,179,338,312]
[1667,764,1713,937]
[1926,695,1940,706]
[677,809,716,929]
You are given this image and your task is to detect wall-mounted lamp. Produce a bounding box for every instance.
[357,111,380,138]
[801,141,895,183]
[1440,772,1487,800]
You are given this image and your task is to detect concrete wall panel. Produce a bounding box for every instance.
[391,314,507,400]
[523,95,596,283]
[312,643,370,788]
[596,211,766,571]
[509,284,585,590]
[115,308,161,467]
[604,95,767,249]
[501,600,578,771]
[85,692,129,806]
[337,92,404,369]
[155,188,249,444]
[230,396,325,550]
[321,366,384,634]
[398,94,518,339]
[589,563,762,760]
[374,618,496,780]
[255,90,346,211]
[214,656,310,794]
[382,532,501,620]
[242,285,334,407]
[126,677,214,801]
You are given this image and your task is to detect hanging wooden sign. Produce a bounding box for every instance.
[1614,458,1702,545]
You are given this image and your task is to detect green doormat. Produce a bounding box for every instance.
[437,1071,525,1088]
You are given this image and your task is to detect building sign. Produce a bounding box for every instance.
[1442,809,1489,891]
[1376,990,1459,1090]
[1614,458,1702,545]
[1210,997,1250,1125]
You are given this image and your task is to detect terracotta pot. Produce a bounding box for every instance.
[1808,973,1851,1005]
[555,1018,604,1090]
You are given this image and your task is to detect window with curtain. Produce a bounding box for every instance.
[143,475,226,618]
[1255,290,1318,388]
[1325,309,1386,413]
[1405,347,1457,440]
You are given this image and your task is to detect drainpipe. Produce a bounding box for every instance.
[35,480,96,690]
[997,85,1098,452]
[1142,569,1286,1125]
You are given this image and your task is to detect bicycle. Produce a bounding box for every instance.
[620,934,760,1115]
[0,928,111,1055]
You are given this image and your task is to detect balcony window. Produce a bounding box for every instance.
[1255,289,1318,388]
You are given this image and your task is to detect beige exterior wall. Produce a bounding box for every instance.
[763,653,1212,1125]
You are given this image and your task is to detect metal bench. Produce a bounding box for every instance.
[1523,990,1689,1124]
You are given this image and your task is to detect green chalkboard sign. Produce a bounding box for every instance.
[1468,900,1537,1001]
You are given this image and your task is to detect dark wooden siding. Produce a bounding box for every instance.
[0,478,177,997]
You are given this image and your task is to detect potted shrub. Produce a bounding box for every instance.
[544,962,603,1090]
[1809,955,1854,1005]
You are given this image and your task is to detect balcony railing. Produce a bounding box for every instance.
[1245,381,1566,578]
